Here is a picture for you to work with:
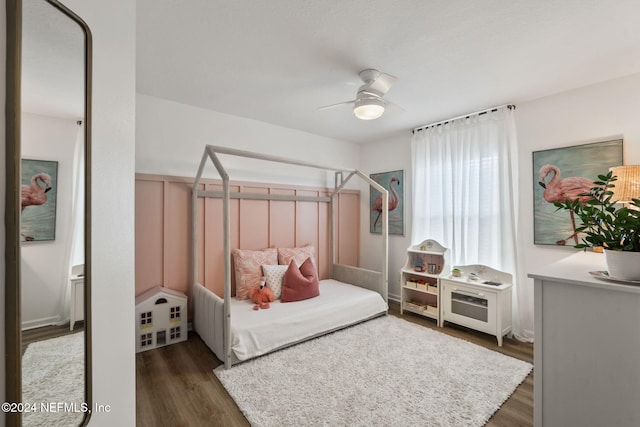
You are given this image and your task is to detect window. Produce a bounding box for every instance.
[140,333,152,347]
[170,306,181,320]
[411,107,531,341]
[140,311,152,327]
[411,108,517,269]
[170,326,181,340]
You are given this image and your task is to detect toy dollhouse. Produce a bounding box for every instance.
[135,286,188,352]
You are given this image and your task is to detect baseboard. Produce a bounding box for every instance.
[22,315,62,331]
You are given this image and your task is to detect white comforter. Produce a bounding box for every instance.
[229,279,388,361]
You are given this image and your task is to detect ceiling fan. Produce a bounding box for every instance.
[319,69,398,120]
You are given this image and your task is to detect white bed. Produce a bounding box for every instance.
[195,278,387,364]
[192,146,390,368]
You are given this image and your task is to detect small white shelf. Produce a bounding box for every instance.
[402,302,439,320]
[400,267,440,280]
[400,239,447,325]
[402,284,438,296]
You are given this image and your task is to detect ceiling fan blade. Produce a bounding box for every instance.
[385,99,405,112]
[317,100,355,110]
[368,72,397,95]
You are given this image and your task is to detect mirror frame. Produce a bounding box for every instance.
[5,1,92,425]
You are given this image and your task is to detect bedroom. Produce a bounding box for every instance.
[3,0,640,426]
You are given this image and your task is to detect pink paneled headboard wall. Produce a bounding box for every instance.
[135,173,360,315]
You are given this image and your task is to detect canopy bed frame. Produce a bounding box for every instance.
[192,145,389,368]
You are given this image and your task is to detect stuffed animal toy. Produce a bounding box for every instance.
[250,276,275,310]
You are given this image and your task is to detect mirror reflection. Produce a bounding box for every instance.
[19,1,87,426]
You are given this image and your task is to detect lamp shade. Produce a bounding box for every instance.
[608,165,640,202]
[353,97,385,120]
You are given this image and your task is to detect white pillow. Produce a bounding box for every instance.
[261,264,288,299]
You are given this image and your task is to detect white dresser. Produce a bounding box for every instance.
[70,264,85,331]
[529,251,640,427]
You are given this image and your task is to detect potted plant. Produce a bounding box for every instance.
[554,171,640,280]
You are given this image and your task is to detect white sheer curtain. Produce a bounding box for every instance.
[411,107,532,341]
[62,122,85,322]
[69,122,85,267]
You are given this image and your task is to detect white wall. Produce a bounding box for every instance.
[136,94,361,188]
[21,113,79,329]
[3,2,135,423]
[515,72,640,337]
[517,72,640,268]
[60,1,137,425]
[359,72,640,337]
[359,134,413,301]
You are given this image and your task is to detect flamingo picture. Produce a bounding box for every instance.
[21,172,52,212]
[538,164,594,245]
[371,175,400,230]
[21,172,53,241]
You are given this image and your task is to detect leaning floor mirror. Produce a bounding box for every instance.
[5,0,92,426]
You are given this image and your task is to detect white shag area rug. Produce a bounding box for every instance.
[215,315,532,427]
[22,332,85,427]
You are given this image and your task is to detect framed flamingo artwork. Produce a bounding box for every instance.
[532,139,623,246]
[21,159,58,242]
[370,169,404,235]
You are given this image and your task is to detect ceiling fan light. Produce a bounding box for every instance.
[353,97,385,120]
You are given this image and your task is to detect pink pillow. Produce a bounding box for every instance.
[281,257,320,303]
[278,245,317,268]
[232,248,278,300]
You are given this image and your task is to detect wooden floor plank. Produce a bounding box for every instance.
[136,332,249,427]
[136,302,533,426]
[19,311,532,425]
[21,322,84,355]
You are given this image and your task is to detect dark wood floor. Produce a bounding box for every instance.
[21,322,84,355]
[137,303,533,427]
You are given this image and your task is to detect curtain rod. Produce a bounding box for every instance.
[412,104,515,133]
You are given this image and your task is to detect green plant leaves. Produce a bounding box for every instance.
[554,171,640,251]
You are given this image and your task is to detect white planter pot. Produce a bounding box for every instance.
[604,249,640,281]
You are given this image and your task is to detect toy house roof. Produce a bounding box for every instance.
[135,286,187,306]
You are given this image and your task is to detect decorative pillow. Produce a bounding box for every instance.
[261,264,288,299]
[281,257,320,303]
[278,245,317,269]
[232,247,278,300]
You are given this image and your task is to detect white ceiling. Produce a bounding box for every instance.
[136,0,640,144]
[23,1,640,143]
[22,0,85,120]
